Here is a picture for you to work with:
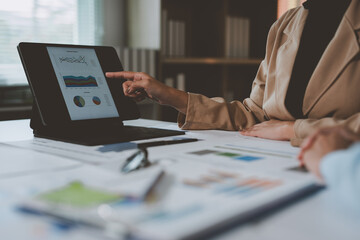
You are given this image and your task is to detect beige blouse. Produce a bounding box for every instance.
[178,0,360,146]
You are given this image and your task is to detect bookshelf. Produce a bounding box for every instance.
[163,58,263,65]
[155,0,278,121]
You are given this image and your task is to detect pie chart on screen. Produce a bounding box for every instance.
[73,96,85,107]
[92,96,101,105]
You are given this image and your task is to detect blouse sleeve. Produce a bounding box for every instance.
[294,114,360,145]
[178,16,284,130]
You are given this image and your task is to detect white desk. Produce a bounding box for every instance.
[0,119,359,240]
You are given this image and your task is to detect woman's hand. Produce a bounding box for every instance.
[298,126,360,178]
[106,71,188,114]
[240,120,295,141]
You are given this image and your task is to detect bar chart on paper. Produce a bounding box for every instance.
[182,169,283,198]
[127,156,317,240]
[189,149,264,162]
[178,140,299,172]
[188,143,295,161]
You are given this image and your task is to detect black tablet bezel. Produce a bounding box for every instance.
[18,42,139,128]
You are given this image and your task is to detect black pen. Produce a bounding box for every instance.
[137,138,198,149]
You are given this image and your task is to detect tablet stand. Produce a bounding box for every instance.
[29,103,185,146]
[30,103,123,144]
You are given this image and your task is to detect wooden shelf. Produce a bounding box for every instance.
[162,57,262,65]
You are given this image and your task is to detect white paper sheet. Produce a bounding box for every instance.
[0,143,81,178]
[18,159,317,240]
[0,165,164,240]
[5,138,139,164]
[146,134,301,174]
[11,136,318,240]
[6,135,196,165]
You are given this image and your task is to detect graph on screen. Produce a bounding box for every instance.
[92,96,101,105]
[73,96,85,107]
[63,75,98,87]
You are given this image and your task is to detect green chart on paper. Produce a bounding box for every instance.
[188,144,294,162]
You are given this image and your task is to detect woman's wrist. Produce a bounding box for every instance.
[284,121,295,140]
[148,81,188,114]
[168,88,188,114]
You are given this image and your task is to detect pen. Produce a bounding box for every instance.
[143,169,165,201]
[137,138,198,149]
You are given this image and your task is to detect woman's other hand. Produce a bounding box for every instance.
[240,120,295,141]
[298,126,360,178]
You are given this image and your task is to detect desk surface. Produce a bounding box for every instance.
[0,119,359,240]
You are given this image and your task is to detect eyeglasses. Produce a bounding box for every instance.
[120,148,151,173]
[120,138,198,173]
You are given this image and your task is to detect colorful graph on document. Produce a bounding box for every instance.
[183,170,282,197]
[63,75,98,87]
[189,149,264,162]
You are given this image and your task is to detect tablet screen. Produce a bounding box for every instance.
[47,47,120,121]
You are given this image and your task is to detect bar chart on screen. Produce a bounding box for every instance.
[63,75,98,88]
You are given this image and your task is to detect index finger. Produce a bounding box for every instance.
[297,131,319,161]
[106,71,138,80]
[301,134,316,150]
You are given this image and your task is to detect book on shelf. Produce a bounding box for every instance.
[176,73,186,91]
[168,19,175,57]
[148,50,156,78]
[225,16,250,58]
[161,10,186,58]
[233,16,239,58]
[132,48,139,72]
[140,49,147,74]
[123,48,130,71]
[161,9,168,56]
[225,16,232,58]
[164,77,175,88]
[164,73,186,91]
[179,21,185,57]
[243,18,250,58]
[116,47,158,78]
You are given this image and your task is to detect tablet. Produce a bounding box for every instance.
[18,42,139,127]
[18,42,184,145]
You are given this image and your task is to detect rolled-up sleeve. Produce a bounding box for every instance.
[177,15,284,131]
[177,93,257,131]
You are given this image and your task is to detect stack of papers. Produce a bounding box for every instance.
[16,137,320,240]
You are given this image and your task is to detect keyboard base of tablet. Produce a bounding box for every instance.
[34,126,185,146]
